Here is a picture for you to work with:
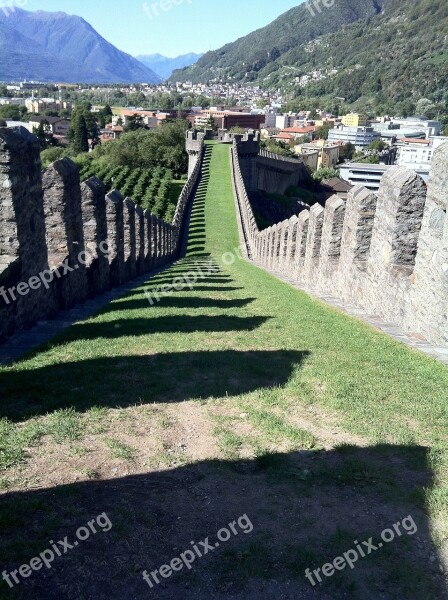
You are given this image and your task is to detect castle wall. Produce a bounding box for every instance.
[0,127,204,342]
[231,131,307,195]
[231,139,448,347]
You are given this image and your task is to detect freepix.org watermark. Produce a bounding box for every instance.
[0,0,27,17]
[143,0,192,21]
[0,241,112,306]
[305,0,336,18]
[304,515,418,586]
[2,513,112,589]
[144,258,220,305]
[143,244,246,306]
[142,514,254,589]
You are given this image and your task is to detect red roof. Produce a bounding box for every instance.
[399,138,431,145]
[272,132,294,140]
[120,110,156,117]
[282,126,316,134]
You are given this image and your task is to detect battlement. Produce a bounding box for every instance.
[232,136,307,195]
[186,130,206,177]
[0,127,204,341]
[231,139,448,346]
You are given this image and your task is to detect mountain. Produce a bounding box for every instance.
[170,0,392,83]
[170,0,448,113]
[136,53,203,80]
[0,9,160,84]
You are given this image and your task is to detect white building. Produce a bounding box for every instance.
[397,144,434,172]
[391,118,441,137]
[0,97,26,106]
[275,114,296,129]
[339,163,394,192]
[328,126,380,149]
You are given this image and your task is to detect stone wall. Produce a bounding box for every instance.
[186,130,206,178]
[232,132,307,195]
[0,127,204,342]
[231,139,448,347]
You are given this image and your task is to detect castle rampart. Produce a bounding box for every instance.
[231,137,448,346]
[0,127,204,342]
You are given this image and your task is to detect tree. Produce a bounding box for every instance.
[90,121,189,179]
[99,104,113,128]
[416,98,436,119]
[33,120,56,150]
[0,104,21,120]
[41,147,66,169]
[124,115,146,132]
[70,114,89,154]
[369,139,386,152]
[315,124,330,140]
[262,139,295,157]
[312,167,340,182]
[358,154,380,164]
[205,115,218,132]
[70,104,100,149]
[296,135,311,144]
[339,142,355,161]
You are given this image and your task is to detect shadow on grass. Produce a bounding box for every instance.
[0,350,308,420]
[32,316,272,350]
[102,297,257,313]
[0,445,445,600]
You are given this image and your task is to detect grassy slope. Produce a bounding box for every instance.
[0,143,447,598]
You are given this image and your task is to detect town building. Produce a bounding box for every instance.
[0,97,26,106]
[341,113,368,127]
[275,114,297,129]
[280,126,316,141]
[187,110,264,130]
[299,148,320,170]
[28,116,71,136]
[339,163,394,192]
[295,139,340,168]
[25,99,72,114]
[328,126,380,150]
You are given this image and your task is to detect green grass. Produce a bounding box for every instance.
[105,438,136,461]
[0,143,447,598]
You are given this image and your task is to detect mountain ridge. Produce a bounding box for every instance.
[0,9,160,84]
[170,0,390,83]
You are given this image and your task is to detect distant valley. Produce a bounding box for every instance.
[136,53,203,81]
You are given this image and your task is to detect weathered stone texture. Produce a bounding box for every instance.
[81,177,110,296]
[0,128,205,341]
[43,157,88,308]
[231,138,448,346]
[0,127,56,339]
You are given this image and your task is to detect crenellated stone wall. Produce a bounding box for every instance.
[186,130,206,178]
[231,138,448,347]
[0,127,204,342]
[231,132,307,195]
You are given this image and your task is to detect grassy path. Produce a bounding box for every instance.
[0,143,447,599]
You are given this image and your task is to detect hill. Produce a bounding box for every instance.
[170,0,391,83]
[0,9,160,84]
[171,0,448,114]
[136,53,203,80]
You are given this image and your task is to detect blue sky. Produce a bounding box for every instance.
[23,0,303,57]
